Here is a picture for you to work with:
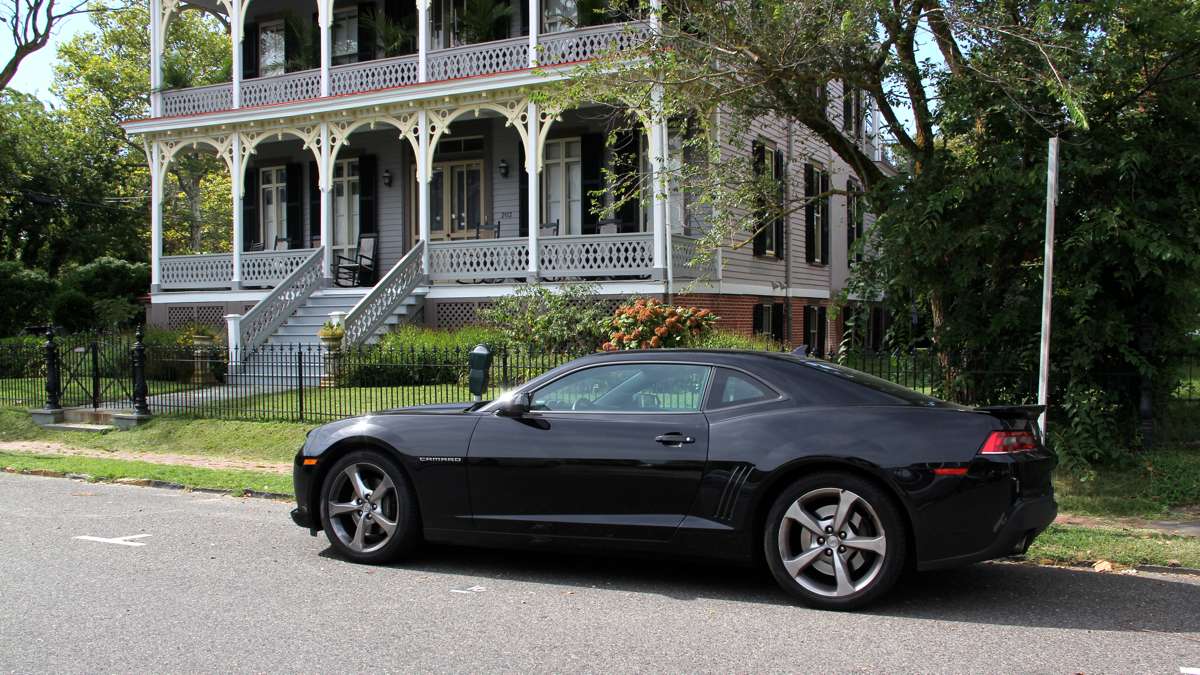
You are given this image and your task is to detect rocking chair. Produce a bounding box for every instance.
[334,232,378,287]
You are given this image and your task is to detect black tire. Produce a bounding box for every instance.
[319,450,421,564]
[763,472,907,610]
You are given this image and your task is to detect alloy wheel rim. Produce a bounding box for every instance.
[327,462,399,554]
[777,487,887,598]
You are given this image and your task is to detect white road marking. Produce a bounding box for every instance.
[73,534,152,547]
[1180,668,1200,674]
[450,585,486,594]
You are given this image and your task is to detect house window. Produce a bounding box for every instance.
[543,138,582,236]
[331,8,359,66]
[543,0,578,32]
[752,140,785,258]
[259,21,286,77]
[843,87,866,142]
[804,305,827,358]
[805,163,829,265]
[847,179,864,264]
[332,159,360,259]
[753,302,786,343]
[259,167,288,248]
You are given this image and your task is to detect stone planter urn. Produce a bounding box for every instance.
[191,334,217,385]
[320,336,343,387]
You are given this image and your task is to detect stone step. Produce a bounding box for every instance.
[41,422,116,434]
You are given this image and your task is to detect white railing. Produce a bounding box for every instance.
[241,69,321,108]
[429,237,530,281]
[343,241,426,346]
[428,37,530,82]
[540,233,654,276]
[331,54,419,95]
[239,247,325,352]
[538,22,649,67]
[160,248,318,290]
[671,235,718,280]
[161,82,233,117]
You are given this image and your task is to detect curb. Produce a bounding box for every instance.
[1135,564,1200,577]
[999,556,1200,578]
[2,466,293,501]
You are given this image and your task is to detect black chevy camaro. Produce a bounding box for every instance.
[290,350,1057,609]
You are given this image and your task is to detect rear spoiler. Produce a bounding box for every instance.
[973,405,1045,421]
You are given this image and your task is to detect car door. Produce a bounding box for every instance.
[466,362,712,542]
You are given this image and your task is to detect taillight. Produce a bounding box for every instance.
[980,430,1038,454]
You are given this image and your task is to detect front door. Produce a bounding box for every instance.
[467,362,712,542]
[259,166,287,248]
[410,160,484,241]
[332,159,360,259]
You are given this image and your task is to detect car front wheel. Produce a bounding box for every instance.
[764,472,907,610]
[319,450,420,564]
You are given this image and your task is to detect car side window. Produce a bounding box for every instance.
[531,364,712,412]
[707,368,778,409]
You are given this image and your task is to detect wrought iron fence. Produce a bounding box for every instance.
[0,343,45,408]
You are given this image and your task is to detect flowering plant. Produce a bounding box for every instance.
[602,298,718,350]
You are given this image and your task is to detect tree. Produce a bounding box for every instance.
[53,3,231,254]
[0,0,125,90]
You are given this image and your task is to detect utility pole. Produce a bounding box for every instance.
[1037,137,1059,436]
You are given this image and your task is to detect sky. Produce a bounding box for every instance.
[1,14,90,102]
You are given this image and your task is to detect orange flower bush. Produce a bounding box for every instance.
[602,298,718,350]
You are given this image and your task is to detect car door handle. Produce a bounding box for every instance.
[655,433,695,445]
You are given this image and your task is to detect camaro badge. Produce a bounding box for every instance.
[418,456,463,463]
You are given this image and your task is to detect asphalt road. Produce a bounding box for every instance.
[1,472,1198,674]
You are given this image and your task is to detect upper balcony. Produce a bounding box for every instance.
[153,0,646,120]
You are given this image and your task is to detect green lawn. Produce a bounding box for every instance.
[0,408,308,463]
[161,383,477,422]
[0,376,196,408]
[0,451,292,495]
[1053,446,1200,519]
[1028,523,1200,568]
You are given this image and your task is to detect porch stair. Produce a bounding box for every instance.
[263,289,422,347]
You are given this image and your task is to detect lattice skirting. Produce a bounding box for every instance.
[148,302,256,331]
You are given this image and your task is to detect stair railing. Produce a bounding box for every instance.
[238,246,325,353]
[342,241,426,347]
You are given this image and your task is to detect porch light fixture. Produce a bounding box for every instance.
[382,169,393,187]
[498,159,509,178]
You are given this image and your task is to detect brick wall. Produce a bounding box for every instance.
[674,293,842,349]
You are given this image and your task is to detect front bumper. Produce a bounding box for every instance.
[917,494,1057,571]
[291,451,320,534]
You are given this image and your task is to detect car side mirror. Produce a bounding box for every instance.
[496,391,532,417]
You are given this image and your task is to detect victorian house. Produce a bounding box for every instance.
[124,0,889,356]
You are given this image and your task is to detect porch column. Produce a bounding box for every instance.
[319,122,333,282]
[231,134,243,289]
[648,87,667,277]
[659,116,673,287]
[149,142,164,292]
[417,110,431,273]
[417,0,429,82]
[319,0,331,97]
[528,0,538,67]
[230,0,242,108]
[526,101,540,278]
[149,0,163,117]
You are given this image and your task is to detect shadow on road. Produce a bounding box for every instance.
[321,544,1199,633]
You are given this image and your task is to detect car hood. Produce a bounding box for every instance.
[376,402,478,415]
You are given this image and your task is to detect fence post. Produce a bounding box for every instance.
[90,339,100,409]
[131,326,150,416]
[297,347,305,422]
[44,328,61,411]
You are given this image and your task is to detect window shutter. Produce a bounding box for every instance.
[817,306,828,358]
[752,303,765,335]
[519,0,529,36]
[517,143,528,236]
[612,129,640,228]
[770,303,785,342]
[842,86,854,132]
[804,163,815,263]
[242,23,259,79]
[846,180,856,258]
[819,171,830,265]
[803,305,815,353]
[358,3,376,62]
[285,163,303,248]
[358,155,378,235]
[384,0,416,54]
[751,141,767,257]
[242,168,260,250]
[580,133,604,232]
[284,19,298,73]
[308,161,320,247]
[773,149,785,259]
[311,13,322,69]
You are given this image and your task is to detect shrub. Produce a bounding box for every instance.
[93,298,143,331]
[50,289,97,334]
[1052,383,1132,471]
[692,329,785,351]
[342,325,506,387]
[0,261,57,337]
[603,298,718,350]
[478,283,610,351]
[60,257,150,302]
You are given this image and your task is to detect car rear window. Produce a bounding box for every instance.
[790,358,959,408]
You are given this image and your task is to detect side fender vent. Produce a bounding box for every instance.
[714,463,752,522]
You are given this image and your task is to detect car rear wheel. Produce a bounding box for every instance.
[319,450,420,564]
[764,472,906,610]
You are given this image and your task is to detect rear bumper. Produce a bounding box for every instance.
[917,494,1057,571]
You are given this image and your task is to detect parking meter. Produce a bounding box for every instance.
[468,344,493,401]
